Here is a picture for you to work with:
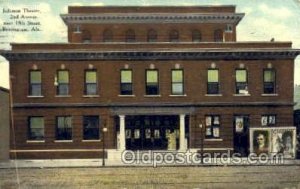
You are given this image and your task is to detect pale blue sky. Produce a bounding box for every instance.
[0,0,300,88]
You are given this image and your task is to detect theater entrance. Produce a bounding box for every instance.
[125,115,180,150]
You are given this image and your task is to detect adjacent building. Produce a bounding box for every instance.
[0,87,9,161]
[0,6,299,160]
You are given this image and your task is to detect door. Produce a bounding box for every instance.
[233,115,250,156]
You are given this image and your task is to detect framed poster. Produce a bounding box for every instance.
[235,117,244,133]
[250,128,270,155]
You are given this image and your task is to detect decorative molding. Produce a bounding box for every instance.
[1,49,300,61]
[60,13,245,25]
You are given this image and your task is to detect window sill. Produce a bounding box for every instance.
[169,94,187,97]
[55,95,72,98]
[82,95,100,98]
[82,140,101,142]
[261,94,278,96]
[233,94,251,96]
[54,140,73,143]
[26,140,45,143]
[204,138,223,141]
[144,95,161,97]
[118,94,135,97]
[205,94,223,97]
[27,95,44,98]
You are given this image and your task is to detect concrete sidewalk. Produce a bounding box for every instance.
[1,158,300,168]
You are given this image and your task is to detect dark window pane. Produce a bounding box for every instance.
[58,84,69,95]
[83,116,99,140]
[30,84,42,96]
[236,82,248,94]
[207,83,219,94]
[56,116,72,140]
[121,83,133,95]
[146,83,159,95]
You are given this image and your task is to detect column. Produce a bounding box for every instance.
[119,115,126,151]
[179,114,186,151]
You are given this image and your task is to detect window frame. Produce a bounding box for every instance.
[263,69,276,94]
[120,69,133,95]
[55,116,72,141]
[29,70,42,96]
[83,116,100,140]
[169,30,179,42]
[84,70,98,95]
[125,29,136,42]
[103,29,113,42]
[171,69,184,95]
[147,29,158,42]
[28,116,45,141]
[145,69,159,95]
[235,69,248,94]
[205,115,221,139]
[207,69,219,94]
[56,70,70,96]
[192,29,201,42]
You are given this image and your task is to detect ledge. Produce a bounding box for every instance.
[27,95,44,98]
[205,94,223,97]
[118,94,135,97]
[233,94,251,96]
[54,140,73,143]
[26,140,45,143]
[261,93,278,96]
[204,138,223,142]
[55,95,72,98]
[82,95,100,98]
[82,140,101,142]
[169,94,187,97]
[144,95,161,97]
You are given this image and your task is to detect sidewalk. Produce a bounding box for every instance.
[1,158,300,168]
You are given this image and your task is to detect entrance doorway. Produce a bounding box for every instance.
[233,115,250,157]
[125,115,180,150]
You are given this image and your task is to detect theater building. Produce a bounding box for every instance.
[1,6,299,160]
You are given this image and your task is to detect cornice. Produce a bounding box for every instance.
[1,49,300,61]
[60,13,245,25]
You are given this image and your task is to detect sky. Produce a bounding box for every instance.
[0,0,300,89]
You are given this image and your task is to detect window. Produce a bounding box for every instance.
[234,115,249,133]
[192,30,201,42]
[171,70,184,95]
[146,70,159,95]
[169,30,179,42]
[85,70,97,95]
[28,117,44,140]
[83,116,100,140]
[56,116,72,140]
[82,30,91,43]
[56,70,69,96]
[263,69,276,94]
[214,29,223,42]
[205,115,220,138]
[147,29,157,42]
[29,70,42,96]
[261,115,276,126]
[120,70,133,95]
[207,69,219,94]
[103,29,113,42]
[235,69,248,94]
[125,29,135,42]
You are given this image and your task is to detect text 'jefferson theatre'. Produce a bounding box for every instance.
[1,5,299,160]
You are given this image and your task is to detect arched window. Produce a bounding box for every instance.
[214,29,223,42]
[103,29,113,42]
[147,29,157,42]
[192,30,201,42]
[169,30,179,42]
[125,29,136,42]
[82,30,91,43]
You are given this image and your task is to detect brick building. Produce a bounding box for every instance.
[0,6,299,160]
[0,87,9,161]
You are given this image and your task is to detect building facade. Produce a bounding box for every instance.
[0,87,10,161]
[1,6,299,160]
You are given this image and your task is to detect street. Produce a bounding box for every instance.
[0,165,300,189]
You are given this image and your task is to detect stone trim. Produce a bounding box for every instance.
[60,13,245,25]
[1,50,300,61]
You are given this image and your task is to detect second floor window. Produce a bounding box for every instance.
[85,70,97,95]
[28,117,44,140]
[207,69,219,94]
[169,30,179,42]
[235,69,248,94]
[29,70,42,96]
[125,29,136,42]
[103,29,113,42]
[171,70,184,95]
[146,70,159,95]
[192,30,201,42]
[205,115,220,138]
[263,69,276,94]
[57,70,69,96]
[214,29,223,42]
[120,70,133,95]
[56,116,72,140]
[147,29,157,42]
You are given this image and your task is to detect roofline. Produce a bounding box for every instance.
[0,86,9,93]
